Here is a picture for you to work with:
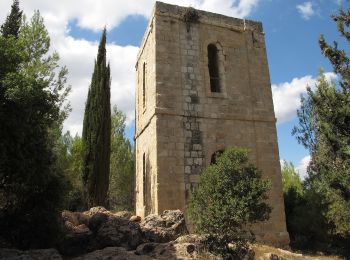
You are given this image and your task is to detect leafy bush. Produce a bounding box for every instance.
[188,147,271,257]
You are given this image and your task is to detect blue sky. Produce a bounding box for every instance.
[1,0,348,178]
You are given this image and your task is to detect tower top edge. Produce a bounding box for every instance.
[154,1,263,33]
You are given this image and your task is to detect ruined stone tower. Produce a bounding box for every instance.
[135,2,289,246]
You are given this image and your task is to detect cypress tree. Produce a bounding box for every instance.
[1,0,22,38]
[82,29,111,208]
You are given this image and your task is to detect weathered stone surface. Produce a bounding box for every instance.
[135,241,218,259]
[114,211,133,219]
[62,210,89,227]
[72,247,149,260]
[96,217,143,250]
[58,227,94,256]
[0,248,62,260]
[135,1,289,247]
[140,210,188,242]
[84,206,110,216]
[88,212,109,233]
[129,215,142,222]
[59,208,143,256]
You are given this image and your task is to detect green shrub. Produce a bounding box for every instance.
[281,161,331,250]
[188,147,271,257]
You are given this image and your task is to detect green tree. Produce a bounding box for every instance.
[82,29,111,208]
[281,161,303,194]
[55,131,84,210]
[0,8,70,249]
[292,8,350,249]
[280,161,329,249]
[109,106,135,211]
[0,0,22,38]
[188,147,271,257]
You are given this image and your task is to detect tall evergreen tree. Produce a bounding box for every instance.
[1,0,22,38]
[82,29,111,208]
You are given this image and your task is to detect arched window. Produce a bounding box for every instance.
[207,44,221,93]
[211,149,224,164]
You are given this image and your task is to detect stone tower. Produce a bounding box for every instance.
[135,2,289,246]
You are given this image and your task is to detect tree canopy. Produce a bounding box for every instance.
[292,6,350,239]
[0,4,70,248]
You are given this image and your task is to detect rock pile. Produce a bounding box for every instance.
[59,207,188,257]
[0,208,323,259]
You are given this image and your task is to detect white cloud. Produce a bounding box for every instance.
[1,0,261,136]
[296,1,315,20]
[57,36,138,135]
[272,72,336,124]
[296,155,311,180]
[279,159,286,169]
[1,0,260,32]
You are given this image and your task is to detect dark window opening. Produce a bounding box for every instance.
[208,44,221,93]
[142,62,146,108]
[211,149,224,164]
[143,153,146,206]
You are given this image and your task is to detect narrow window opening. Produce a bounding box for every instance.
[208,44,221,93]
[142,62,146,108]
[211,149,224,164]
[143,153,146,206]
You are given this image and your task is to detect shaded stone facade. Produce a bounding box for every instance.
[135,1,289,246]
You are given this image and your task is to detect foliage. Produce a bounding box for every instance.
[109,106,135,211]
[183,7,200,32]
[188,147,271,257]
[55,131,84,211]
[281,161,330,249]
[0,0,22,38]
[0,6,70,249]
[290,8,350,255]
[293,38,350,237]
[82,29,111,208]
[281,161,303,194]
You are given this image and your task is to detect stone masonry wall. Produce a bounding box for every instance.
[135,15,157,218]
[180,24,205,200]
[135,1,289,247]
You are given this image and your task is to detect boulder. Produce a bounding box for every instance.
[96,217,143,250]
[84,206,110,216]
[58,227,94,256]
[59,208,188,257]
[59,208,143,256]
[72,247,150,260]
[0,248,62,259]
[62,210,89,227]
[129,215,141,222]
[114,211,133,219]
[140,210,188,243]
[88,212,109,233]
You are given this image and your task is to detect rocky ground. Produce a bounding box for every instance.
[0,207,344,259]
